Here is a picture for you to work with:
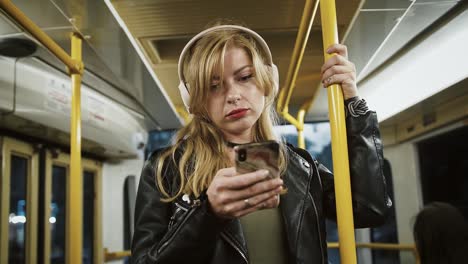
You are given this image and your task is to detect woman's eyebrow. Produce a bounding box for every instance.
[233,65,253,75]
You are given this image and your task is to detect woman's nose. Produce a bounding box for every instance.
[225,81,241,104]
[227,93,241,104]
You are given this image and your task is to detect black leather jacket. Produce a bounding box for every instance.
[131,111,391,264]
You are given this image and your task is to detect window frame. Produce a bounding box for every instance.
[0,137,103,264]
[43,150,70,264]
[0,137,39,264]
[43,151,103,264]
[82,158,103,264]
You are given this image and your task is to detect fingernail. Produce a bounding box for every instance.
[261,170,270,176]
[326,48,331,53]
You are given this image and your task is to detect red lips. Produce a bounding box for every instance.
[226,108,249,119]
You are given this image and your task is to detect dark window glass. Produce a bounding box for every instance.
[83,171,95,264]
[418,126,468,217]
[145,130,177,159]
[51,165,67,264]
[9,155,28,264]
[124,176,136,250]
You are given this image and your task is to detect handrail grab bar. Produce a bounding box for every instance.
[104,248,131,262]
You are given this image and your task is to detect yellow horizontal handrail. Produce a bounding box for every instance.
[327,242,420,263]
[328,242,415,250]
[103,248,131,262]
[0,0,83,74]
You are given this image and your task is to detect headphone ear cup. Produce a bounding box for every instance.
[271,64,279,94]
[178,82,191,113]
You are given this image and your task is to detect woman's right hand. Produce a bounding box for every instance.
[206,167,283,219]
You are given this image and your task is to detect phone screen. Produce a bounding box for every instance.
[234,141,280,179]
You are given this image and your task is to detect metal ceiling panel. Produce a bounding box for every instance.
[11,0,71,28]
[345,9,405,75]
[0,11,20,35]
[0,57,15,112]
[363,0,411,10]
[418,0,460,3]
[362,1,460,77]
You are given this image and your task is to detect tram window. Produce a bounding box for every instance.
[418,126,468,217]
[83,171,95,264]
[9,155,28,264]
[146,129,177,158]
[275,122,332,162]
[50,166,67,264]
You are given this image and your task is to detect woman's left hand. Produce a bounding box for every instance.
[321,44,358,100]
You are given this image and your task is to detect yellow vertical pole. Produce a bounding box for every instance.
[320,0,357,263]
[67,32,83,264]
[297,129,305,149]
[296,97,315,149]
[297,109,306,149]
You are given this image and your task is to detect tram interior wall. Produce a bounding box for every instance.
[102,157,144,263]
[384,142,423,264]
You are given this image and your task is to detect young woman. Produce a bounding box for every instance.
[131,24,391,264]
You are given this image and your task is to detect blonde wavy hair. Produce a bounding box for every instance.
[156,26,287,201]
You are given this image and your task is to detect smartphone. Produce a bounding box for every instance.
[234,140,280,179]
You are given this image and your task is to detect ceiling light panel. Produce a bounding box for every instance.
[361,1,459,77]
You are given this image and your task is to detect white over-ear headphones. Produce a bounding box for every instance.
[177,25,279,112]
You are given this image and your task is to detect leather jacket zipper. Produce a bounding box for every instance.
[175,202,188,212]
[157,203,196,254]
[168,202,188,229]
[221,232,248,263]
[309,192,325,263]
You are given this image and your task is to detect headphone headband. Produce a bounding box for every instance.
[177,25,278,112]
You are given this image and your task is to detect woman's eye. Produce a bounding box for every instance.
[210,83,220,90]
[239,74,253,82]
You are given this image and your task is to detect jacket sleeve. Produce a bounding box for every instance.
[320,111,391,228]
[131,150,226,264]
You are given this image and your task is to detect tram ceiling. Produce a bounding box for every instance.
[109,0,361,121]
[0,0,461,129]
[108,0,463,122]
